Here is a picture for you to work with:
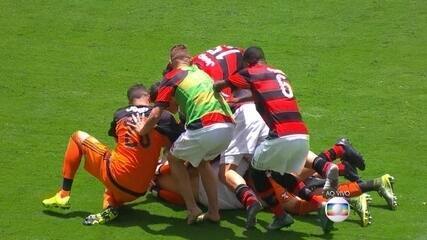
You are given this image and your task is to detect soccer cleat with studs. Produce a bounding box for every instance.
[42,192,71,209]
[267,212,294,230]
[319,203,334,234]
[245,201,263,229]
[83,207,119,225]
[377,174,398,210]
[342,161,360,182]
[350,193,373,227]
[336,138,366,171]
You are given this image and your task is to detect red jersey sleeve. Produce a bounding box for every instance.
[155,80,175,108]
[155,68,189,108]
[227,70,250,89]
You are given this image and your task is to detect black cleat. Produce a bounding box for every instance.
[267,212,294,230]
[245,201,263,229]
[342,161,360,182]
[336,138,366,171]
[319,204,334,234]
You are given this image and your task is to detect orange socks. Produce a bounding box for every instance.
[338,181,362,197]
[60,133,83,193]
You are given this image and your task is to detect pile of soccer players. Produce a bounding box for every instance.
[42,44,398,234]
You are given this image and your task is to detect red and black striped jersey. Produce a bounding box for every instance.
[227,63,308,137]
[193,45,244,81]
[193,45,244,99]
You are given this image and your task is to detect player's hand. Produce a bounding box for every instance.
[128,113,148,135]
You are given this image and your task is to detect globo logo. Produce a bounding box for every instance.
[325,197,350,222]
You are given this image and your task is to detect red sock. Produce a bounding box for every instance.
[238,187,258,208]
[62,133,83,180]
[235,184,260,208]
[333,145,345,158]
[320,145,345,162]
[293,181,306,195]
[270,203,285,217]
[337,163,346,176]
[321,162,334,178]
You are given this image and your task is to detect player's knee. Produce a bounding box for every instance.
[73,130,90,142]
[218,163,234,184]
[218,168,227,184]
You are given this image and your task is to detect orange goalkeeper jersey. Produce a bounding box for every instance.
[107,105,183,196]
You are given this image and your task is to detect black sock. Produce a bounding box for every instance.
[249,167,270,192]
[62,178,73,191]
[234,184,250,201]
[271,172,298,191]
[271,172,314,201]
[263,194,278,206]
[312,156,327,176]
[358,180,380,192]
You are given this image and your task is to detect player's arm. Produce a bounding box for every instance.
[108,111,119,142]
[130,80,174,136]
[227,89,253,104]
[140,106,164,136]
[213,80,229,92]
[127,106,163,136]
[227,71,251,89]
[213,71,250,92]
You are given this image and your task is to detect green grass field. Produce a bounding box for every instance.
[1,0,426,239]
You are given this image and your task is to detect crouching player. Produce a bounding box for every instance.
[42,84,183,225]
[139,44,234,224]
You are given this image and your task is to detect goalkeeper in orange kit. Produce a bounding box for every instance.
[42,84,183,225]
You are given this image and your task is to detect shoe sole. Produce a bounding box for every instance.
[360,194,372,227]
[42,202,71,209]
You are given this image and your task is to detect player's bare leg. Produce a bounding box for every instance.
[197,160,220,222]
[42,130,90,209]
[168,153,203,224]
[219,163,246,190]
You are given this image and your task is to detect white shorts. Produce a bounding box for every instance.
[220,103,269,166]
[171,123,234,167]
[197,160,247,209]
[252,134,310,175]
